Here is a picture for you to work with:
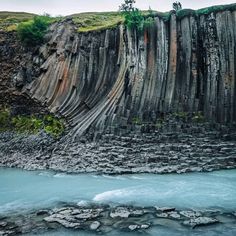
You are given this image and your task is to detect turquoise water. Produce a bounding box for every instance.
[0,168,236,214]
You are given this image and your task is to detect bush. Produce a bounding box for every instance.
[17,15,51,46]
[119,0,153,31]
[124,9,145,31]
[43,115,65,138]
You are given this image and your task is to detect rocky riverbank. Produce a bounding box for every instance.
[0,119,236,174]
[1,203,236,235]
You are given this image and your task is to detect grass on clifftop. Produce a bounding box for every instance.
[0,3,235,32]
[177,3,236,19]
[17,15,54,46]
[0,12,35,31]
[71,12,124,32]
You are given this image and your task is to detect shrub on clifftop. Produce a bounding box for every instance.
[119,0,155,31]
[119,0,145,31]
[17,15,51,46]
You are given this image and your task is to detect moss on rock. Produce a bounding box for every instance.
[0,107,64,138]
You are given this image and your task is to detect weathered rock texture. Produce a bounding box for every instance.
[0,31,46,115]
[19,10,236,137]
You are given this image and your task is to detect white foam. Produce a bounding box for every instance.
[53,173,69,178]
[38,172,52,177]
[129,176,145,180]
[102,175,126,180]
[77,200,89,206]
[93,188,133,202]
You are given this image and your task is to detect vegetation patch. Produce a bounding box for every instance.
[119,0,157,31]
[197,3,236,16]
[174,111,188,120]
[0,11,35,31]
[132,117,142,125]
[192,112,205,123]
[176,9,196,19]
[17,15,54,46]
[71,12,124,33]
[177,3,236,20]
[155,118,164,129]
[0,107,11,131]
[0,107,64,138]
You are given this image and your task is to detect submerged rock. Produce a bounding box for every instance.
[183,217,219,227]
[180,211,202,218]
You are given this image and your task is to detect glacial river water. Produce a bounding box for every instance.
[0,168,236,235]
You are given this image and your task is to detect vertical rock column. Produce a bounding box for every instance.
[164,14,177,112]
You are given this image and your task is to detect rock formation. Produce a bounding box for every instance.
[20,10,236,137]
[0,7,236,174]
[1,9,236,138]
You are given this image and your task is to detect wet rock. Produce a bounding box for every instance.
[0,230,16,236]
[36,210,50,216]
[156,213,169,218]
[141,224,150,229]
[155,207,176,213]
[2,204,236,235]
[0,222,7,227]
[180,211,202,218]
[128,224,150,231]
[183,217,219,227]
[90,221,100,230]
[73,208,103,220]
[110,207,130,218]
[168,211,181,219]
[128,225,139,231]
[44,215,81,228]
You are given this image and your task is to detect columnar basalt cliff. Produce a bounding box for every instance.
[17,10,235,137]
[0,8,236,173]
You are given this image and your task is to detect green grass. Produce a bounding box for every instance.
[71,12,124,33]
[17,15,54,46]
[0,12,60,32]
[0,107,64,138]
[1,3,235,33]
[71,10,173,32]
[0,11,35,31]
[177,3,236,19]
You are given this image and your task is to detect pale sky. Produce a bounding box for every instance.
[0,0,235,16]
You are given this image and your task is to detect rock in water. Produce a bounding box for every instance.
[90,221,101,230]
[183,217,219,227]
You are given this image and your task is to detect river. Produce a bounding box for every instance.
[0,168,236,235]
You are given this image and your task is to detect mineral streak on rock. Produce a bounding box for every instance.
[11,9,234,137]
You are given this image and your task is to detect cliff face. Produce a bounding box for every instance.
[0,31,46,115]
[6,10,236,136]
